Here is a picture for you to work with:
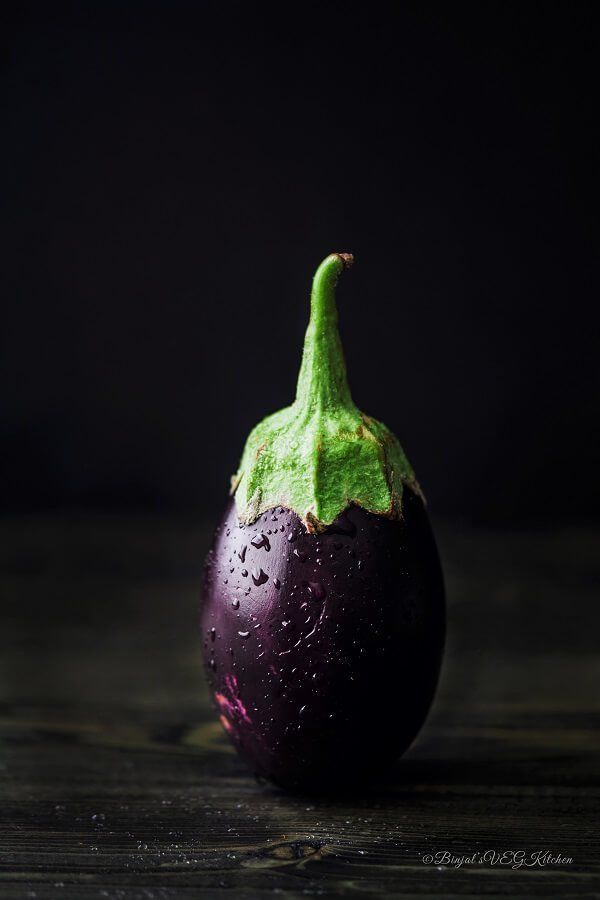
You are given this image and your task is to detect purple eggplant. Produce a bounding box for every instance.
[201,253,445,791]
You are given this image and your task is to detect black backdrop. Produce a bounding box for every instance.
[2,3,598,523]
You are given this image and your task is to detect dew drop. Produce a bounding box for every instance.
[231,598,240,609]
[238,545,247,563]
[241,569,248,577]
[210,627,216,642]
[238,631,250,640]
[293,548,307,562]
[252,568,269,586]
[273,577,281,589]
[251,533,271,551]
[287,531,297,543]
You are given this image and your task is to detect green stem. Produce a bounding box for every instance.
[293,252,356,414]
[233,251,419,529]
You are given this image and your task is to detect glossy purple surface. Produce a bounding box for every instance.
[200,490,445,791]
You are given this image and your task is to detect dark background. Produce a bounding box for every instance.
[2,2,598,524]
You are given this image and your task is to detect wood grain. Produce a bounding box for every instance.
[0,514,598,898]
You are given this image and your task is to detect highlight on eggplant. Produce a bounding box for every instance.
[201,253,445,792]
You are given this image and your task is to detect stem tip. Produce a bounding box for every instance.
[336,252,354,269]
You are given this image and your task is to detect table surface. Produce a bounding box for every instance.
[0,513,598,899]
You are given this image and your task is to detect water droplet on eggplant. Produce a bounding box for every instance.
[252,568,268,586]
[251,533,271,551]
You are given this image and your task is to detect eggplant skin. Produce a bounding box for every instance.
[200,489,445,792]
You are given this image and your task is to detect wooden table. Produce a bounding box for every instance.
[0,514,598,898]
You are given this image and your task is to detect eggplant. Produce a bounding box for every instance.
[201,253,445,792]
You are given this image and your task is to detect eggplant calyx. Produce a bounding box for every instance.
[232,252,421,532]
